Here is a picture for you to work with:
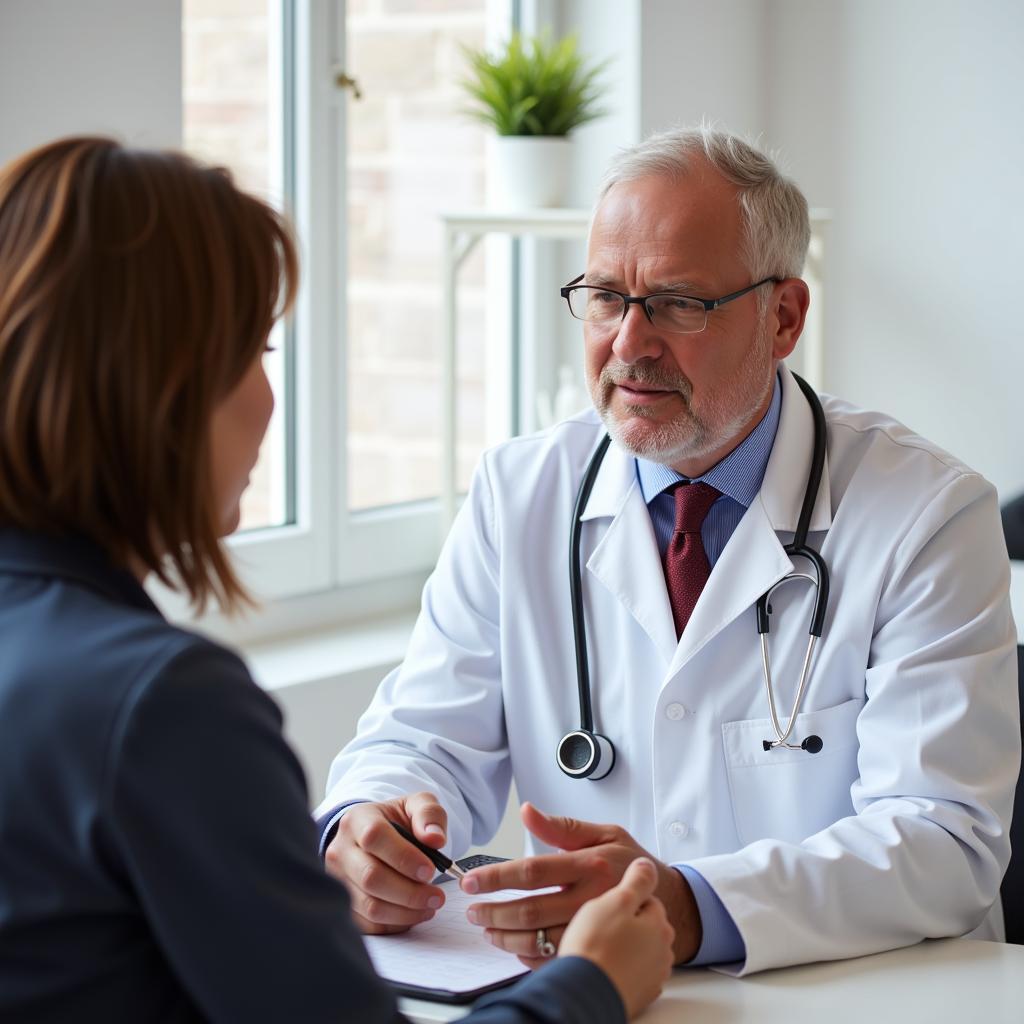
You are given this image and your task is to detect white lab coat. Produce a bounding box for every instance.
[321,364,1019,974]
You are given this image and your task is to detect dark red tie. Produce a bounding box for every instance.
[664,482,721,638]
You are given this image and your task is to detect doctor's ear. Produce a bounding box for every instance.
[768,278,811,360]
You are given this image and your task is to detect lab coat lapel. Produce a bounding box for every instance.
[668,365,834,677]
[759,365,832,537]
[581,442,679,665]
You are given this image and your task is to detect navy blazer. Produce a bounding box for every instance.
[0,529,624,1024]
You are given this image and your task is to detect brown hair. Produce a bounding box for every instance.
[0,136,298,611]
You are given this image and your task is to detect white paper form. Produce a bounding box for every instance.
[363,885,533,996]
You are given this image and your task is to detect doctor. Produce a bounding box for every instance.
[318,126,1019,974]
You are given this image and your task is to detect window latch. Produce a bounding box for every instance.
[332,68,363,100]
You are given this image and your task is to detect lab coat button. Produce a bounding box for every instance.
[668,821,689,838]
[665,702,686,720]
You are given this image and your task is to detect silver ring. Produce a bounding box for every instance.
[535,928,556,958]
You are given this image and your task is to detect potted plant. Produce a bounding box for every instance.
[461,31,608,209]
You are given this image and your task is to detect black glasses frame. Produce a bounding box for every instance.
[559,274,780,333]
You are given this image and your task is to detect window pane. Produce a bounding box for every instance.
[346,0,489,511]
[182,0,290,531]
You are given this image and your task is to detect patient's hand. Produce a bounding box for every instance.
[561,858,675,1020]
[324,791,449,934]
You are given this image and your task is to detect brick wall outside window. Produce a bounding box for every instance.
[183,0,490,520]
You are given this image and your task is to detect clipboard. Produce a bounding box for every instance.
[387,971,528,1005]
[364,855,532,1004]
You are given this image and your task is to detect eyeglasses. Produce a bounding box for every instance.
[559,274,780,335]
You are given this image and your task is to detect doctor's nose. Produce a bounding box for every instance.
[610,302,664,364]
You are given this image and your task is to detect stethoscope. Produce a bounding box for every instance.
[556,373,830,780]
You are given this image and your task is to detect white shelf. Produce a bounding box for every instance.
[439,208,591,531]
[442,207,590,233]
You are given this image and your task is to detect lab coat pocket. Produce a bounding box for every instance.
[722,697,864,846]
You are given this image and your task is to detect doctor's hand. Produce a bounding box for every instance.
[324,792,449,935]
[560,858,675,1020]
[461,803,701,966]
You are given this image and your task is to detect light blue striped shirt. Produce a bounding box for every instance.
[634,371,782,969]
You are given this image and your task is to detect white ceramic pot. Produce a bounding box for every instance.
[488,135,572,210]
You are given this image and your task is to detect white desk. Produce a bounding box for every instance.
[401,938,1024,1023]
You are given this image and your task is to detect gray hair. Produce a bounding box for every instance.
[597,125,811,289]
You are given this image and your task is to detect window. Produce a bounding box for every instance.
[345,3,489,510]
[180,0,495,617]
[182,0,291,533]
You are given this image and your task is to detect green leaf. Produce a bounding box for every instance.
[458,29,611,137]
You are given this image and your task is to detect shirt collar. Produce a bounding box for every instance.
[635,371,783,508]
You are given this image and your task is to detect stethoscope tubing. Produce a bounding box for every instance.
[761,631,818,748]
[568,433,611,735]
[562,373,830,777]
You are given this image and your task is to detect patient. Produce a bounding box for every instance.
[0,137,674,1023]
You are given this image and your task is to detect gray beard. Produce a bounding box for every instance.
[592,319,774,467]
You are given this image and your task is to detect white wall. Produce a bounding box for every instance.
[640,0,769,140]
[0,0,182,165]
[768,0,1024,500]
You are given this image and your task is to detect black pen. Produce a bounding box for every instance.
[390,820,466,881]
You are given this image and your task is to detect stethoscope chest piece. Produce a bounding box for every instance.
[762,733,823,753]
[556,730,615,780]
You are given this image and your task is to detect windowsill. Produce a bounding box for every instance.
[230,608,420,803]
[151,566,429,654]
[150,571,428,806]
[241,609,417,694]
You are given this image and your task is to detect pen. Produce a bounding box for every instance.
[390,820,466,881]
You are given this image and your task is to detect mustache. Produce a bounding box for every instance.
[598,362,692,396]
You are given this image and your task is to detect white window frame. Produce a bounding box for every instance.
[162,0,504,644]
[279,0,446,596]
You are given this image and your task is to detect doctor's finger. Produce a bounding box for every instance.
[462,849,616,896]
[351,904,435,935]
[483,924,566,959]
[404,791,448,847]
[345,847,447,911]
[350,893,438,928]
[344,811,440,883]
[468,889,590,931]
[520,802,626,852]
